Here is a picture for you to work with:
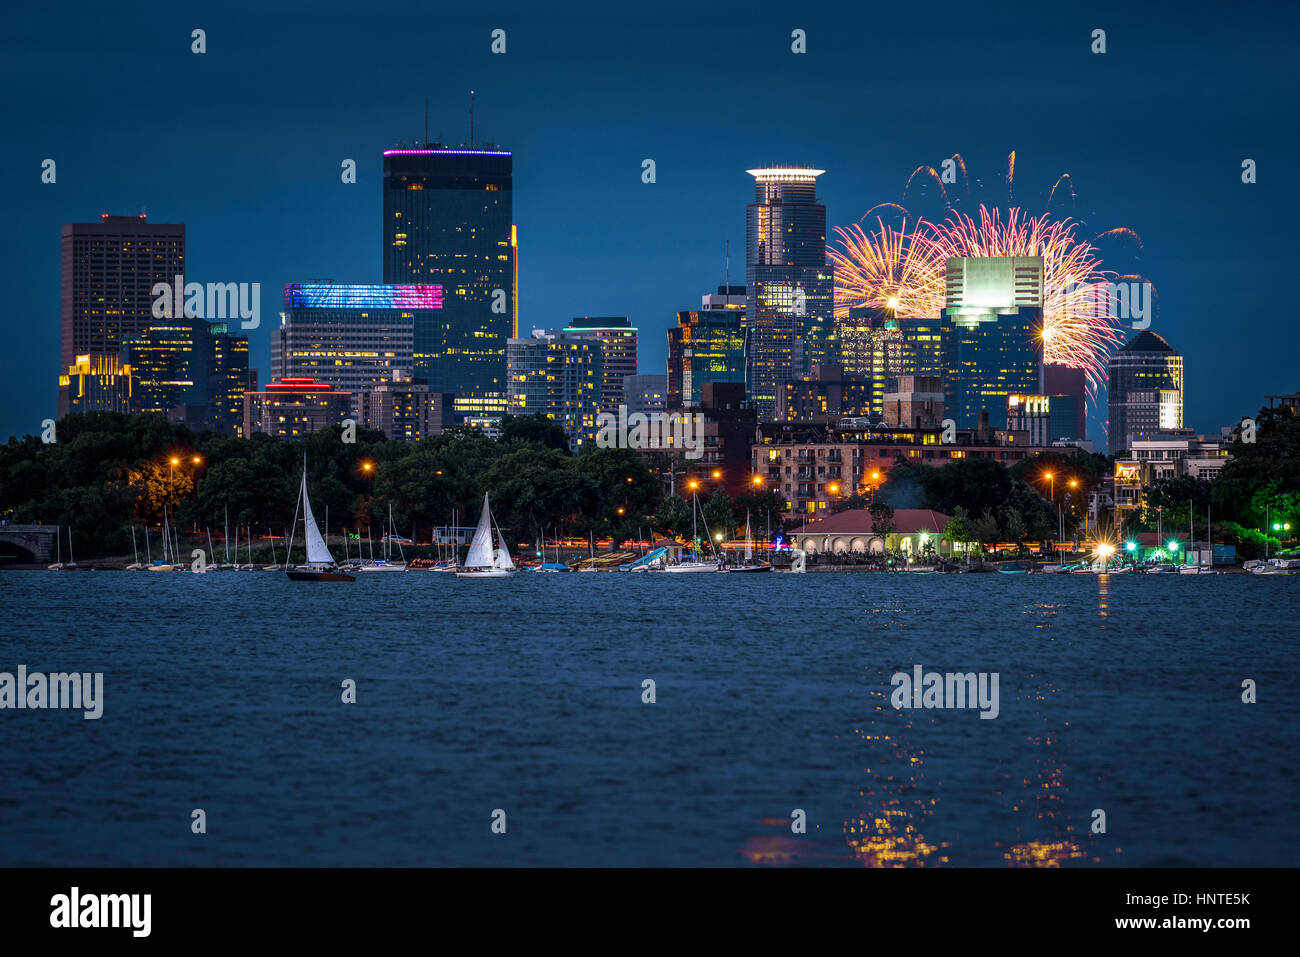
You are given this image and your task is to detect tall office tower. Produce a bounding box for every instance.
[1106,330,1184,454]
[275,284,429,414]
[838,306,904,416]
[382,145,515,420]
[566,316,638,412]
[939,256,1044,429]
[744,167,834,418]
[623,374,667,416]
[207,323,251,436]
[124,312,210,416]
[506,330,603,450]
[1042,364,1087,441]
[59,213,185,411]
[667,287,747,408]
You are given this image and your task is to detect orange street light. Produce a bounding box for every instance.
[192,455,202,465]
[829,483,840,494]
[170,457,180,467]
[711,469,722,480]
[752,475,764,486]
[688,479,699,491]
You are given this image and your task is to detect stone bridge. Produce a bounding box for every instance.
[0,524,59,563]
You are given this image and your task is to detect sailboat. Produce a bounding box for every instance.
[456,493,515,578]
[147,509,176,571]
[726,510,772,572]
[285,459,355,582]
[361,503,408,571]
[665,493,724,573]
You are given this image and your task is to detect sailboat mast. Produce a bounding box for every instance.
[131,524,138,565]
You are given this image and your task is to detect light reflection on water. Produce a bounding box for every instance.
[0,571,1293,866]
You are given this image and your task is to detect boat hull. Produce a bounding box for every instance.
[456,568,515,579]
[285,569,356,582]
[725,563,772,573]
[664,562,722,573]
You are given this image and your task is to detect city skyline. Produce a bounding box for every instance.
[2,2,1295,444]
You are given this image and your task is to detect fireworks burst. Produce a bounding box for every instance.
[829,205,1128,397]
[827,218,947,319]
[924,207,1127,392]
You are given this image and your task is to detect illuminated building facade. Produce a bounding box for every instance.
[57,354,133,416]
[60,214,186,375]
[777,364,872,422]
[357,373,446,441]
[1106,330,1184,454]
[382,146,514,420]
[207,322,250,436]
[940,256,1044,429]
[243,377,352,438]
[744,168,834,418]
[566,316,638,412]
[1006,394,1052,446]
[754,419,1046,519]
[506,330,603,450]
[275,284,428,414]
[124,313,208,416]
[667,289,746,408]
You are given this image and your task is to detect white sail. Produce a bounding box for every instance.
[465,493,496,568]
[492,513,515,569]
[744,511,753,561]
[299,468,334,565]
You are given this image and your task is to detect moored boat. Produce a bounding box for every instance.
[456,493,516,578]
[285,458,355,582]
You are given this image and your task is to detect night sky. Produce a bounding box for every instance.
[3,0,1295,444]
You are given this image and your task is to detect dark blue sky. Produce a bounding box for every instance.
[3,0,1295,443]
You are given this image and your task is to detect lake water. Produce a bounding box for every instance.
[0,570,1295,866]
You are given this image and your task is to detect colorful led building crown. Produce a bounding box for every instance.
[284,284,443,310]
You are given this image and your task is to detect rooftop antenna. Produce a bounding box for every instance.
[424,96,429,147]
[469,90,476,147]
[724,240,731,302]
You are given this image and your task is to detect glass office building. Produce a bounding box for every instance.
[940,257,1044,429]
[274,284,431,414]
[744,168,834,419]
[382,147,515,420]
[1106,330,1184,454]
[667,304,746,408]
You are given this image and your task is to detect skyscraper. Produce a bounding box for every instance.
[274,284,434,413]
[744,167,834,419]
[940,256,1044,429]
[667,287,746,408]
[1106,330,1184,454]
[59,213,185,413]
[506,330,603,450]
[565,317,638,412]
[382,146,515,421]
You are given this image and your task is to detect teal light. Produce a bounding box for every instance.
[1167,539,1179,552]
[1125,541,1137,552]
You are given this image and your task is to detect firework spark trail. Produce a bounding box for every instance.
[828,218,948,319]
